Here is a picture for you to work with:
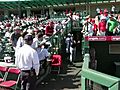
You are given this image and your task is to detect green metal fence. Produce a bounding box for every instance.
[81,54,120,90]
[82,39,89,56]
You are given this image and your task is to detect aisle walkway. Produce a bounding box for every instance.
[37,62,82,90]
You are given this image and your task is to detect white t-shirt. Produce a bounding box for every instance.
[31,37,39,49]
[72,15,79,21]
[37,48,49,61]
[15,36,24,57]
[5,31,11,38]
[111,6,115,12]
[96,8,100,14]
[15,44,40,75]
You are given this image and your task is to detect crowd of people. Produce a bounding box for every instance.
[1,6,120,89]
[81,6,120,37]
[0,13,73,90]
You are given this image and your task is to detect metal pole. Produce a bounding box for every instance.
[18,0,21,18]
[89,4,90,15]
[86,0,90,15]
[86,3,87,15]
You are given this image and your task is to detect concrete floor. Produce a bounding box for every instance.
[36,62,82,90]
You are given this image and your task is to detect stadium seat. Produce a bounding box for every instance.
[51,54,62,74]
[0,66,8,82]
[0,67,21,90]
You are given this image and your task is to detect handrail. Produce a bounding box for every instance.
[81,53,120,90]
[39,19,72,55]
[40,17,71,43]
[82,69,120,87]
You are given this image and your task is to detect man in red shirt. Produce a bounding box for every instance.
[45,21,54,36]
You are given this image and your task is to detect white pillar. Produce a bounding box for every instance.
[49,7,54,16]
[89,4,90,15]
[27,9,31,17]
[4,9,9,18]
[41,9,46,18]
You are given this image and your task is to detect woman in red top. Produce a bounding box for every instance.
[98,18,107,36]
[45,21,54,36]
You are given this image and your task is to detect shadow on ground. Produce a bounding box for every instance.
[36,60,82,90]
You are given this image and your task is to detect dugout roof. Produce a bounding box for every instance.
[0,0,118,9]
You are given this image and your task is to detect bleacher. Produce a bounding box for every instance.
[0,0,120,90]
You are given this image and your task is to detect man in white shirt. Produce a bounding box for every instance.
[111,5,115,13]
[37,46,49,62]
[31,32,43,50]
[65,33,74,64]
[61,18,71,28]
[4,27,11,38]
[96,8,100,15]
[72,13,80,21]
[36,42,50,76]
[15,34,40,90]
[37,43,49,65]
[54,21,63,33]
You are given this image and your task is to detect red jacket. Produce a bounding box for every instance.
[93,24,98,32]
[45,25,54,36]
[98,21,106,32]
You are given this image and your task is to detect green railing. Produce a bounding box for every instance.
[81,54,120,90]
[82,39,89,56]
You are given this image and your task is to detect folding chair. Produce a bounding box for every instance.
[0,66,8,82]
[0,67,21,90]
[51,54,62,74]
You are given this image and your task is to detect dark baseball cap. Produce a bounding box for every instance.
[24,34,33,41]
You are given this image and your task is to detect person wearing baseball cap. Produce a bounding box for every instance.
[15,34,40,90]
[24,34,33,43]
[10,26,21,49]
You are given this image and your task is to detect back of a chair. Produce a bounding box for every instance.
[52,54,62,65]
[0,66,7,72]
[0,66,7,78]
[5,68,21,81]
[8,68,20,75]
